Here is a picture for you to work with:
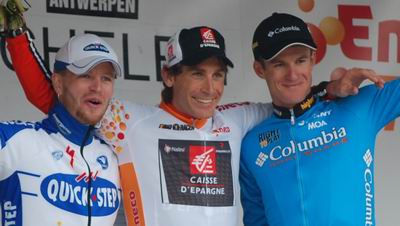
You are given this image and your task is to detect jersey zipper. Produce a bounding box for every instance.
[80,126,94,226]
[289,109,309,226]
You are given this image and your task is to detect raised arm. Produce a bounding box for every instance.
[7,32,56,113]
[2,0,56,114]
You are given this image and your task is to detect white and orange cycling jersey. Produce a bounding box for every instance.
[99,100,272,226]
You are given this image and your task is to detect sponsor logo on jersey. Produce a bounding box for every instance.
[312,110,332,119]
[128,191,141,226]
[298,120,305,126]
[159,139,233,206]
[53,114,71,136]
[159,123,195,131]
[65,146,75,168]
[363,149,374,226]
[212,126,231,136]
[52,150,64,160]
[97,155,109,170]
[307,120,328,130]
[300,96,315,110]
[163,144,185,153]
[41,174,119,216]
[75,171,99,183]
[258,129,280,148]
[2,201,18,225]
[190,146,216,175]
[1,120,35,128]
[257,127,348,167]
[255,152,268,167]
[216,102,250,111]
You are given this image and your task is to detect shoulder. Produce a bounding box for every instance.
[0,120,39,149]
[216,102,252,112]
[108,98,159,118]
[217,102,272,115]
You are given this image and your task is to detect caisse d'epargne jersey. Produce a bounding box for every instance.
[240,79,400,226]
[0,103,121,226]
[6,32,274,226]
[100,100,272,226]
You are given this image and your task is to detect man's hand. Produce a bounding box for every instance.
[0,5,5,33]
[327,67,385,98]
[0,0,30,37]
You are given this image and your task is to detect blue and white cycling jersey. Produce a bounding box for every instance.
[0,103,120,226]
[240,79,400,226]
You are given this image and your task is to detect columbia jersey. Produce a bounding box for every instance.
[100,100,272,226]
[0,103,120,226]
[240,79,400,226]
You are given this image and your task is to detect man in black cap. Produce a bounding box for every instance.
[240,12,399,226]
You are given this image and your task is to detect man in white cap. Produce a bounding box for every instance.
[240,12,397,226]
[0,33,122,226]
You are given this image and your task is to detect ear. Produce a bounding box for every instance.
[161,66,175,88]
[253,61,266,79]
[51,73,63,97]
[310,50,317,65]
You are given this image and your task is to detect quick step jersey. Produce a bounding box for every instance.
[0,103,121,226]
[240,79,400,226]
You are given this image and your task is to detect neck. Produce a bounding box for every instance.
[43,102,95,146]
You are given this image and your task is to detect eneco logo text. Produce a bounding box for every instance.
[40,174,119,216]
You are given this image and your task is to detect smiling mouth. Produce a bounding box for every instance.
[194,97,215,104]
[282,83,303,88]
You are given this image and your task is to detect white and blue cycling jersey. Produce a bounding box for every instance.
[240,79,400,226]
[0,102,120,226]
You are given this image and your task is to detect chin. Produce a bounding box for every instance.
[82,113,103,125]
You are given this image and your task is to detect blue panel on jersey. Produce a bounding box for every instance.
[0,172,23,226]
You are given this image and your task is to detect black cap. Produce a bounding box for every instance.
[166,26,234,68]
[252,12,317,61]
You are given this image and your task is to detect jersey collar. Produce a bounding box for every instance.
[272,92,316,119]
[42,102,94,146]
[159,102,208,129]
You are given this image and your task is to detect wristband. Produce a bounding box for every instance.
[0,24,27,37]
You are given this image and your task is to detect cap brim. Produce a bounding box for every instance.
[181,50,234,68]
[67,56,122,78]
[260,39,317,61]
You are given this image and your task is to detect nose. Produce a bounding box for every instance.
[201,76,215,94]
[89,76,102,92]
[286,65,299,81]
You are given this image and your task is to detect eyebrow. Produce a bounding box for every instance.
[187,66,227,73]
